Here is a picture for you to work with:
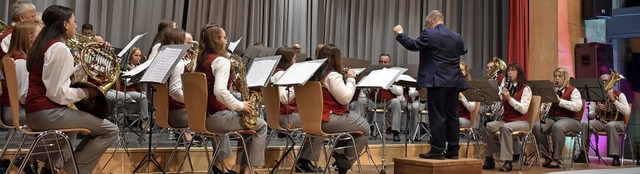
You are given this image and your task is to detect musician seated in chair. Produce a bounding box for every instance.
[270,47,323,172]
[482,63,531,172]
[24,5,117,174]
[406,87,428,140]
[351,53,405,141]
[575,73,631,166]
[458,61,476,129]
[196,24,267,174]
[532,67,583,168]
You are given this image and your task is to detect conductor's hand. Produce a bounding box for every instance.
[346,69,356,78]
[393,25,404,34]
[242,101,254,114]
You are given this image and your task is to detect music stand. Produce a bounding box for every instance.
[571,78,607,164]
[528,80,559,103]
[295,53,307,63]
[257,47,278,58]
[341,57,371,69]
[356,64,392,82]
[133,44,189,173]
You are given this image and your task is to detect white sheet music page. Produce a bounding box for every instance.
[396,74,416,82]
[247,59,278,87]
[123,49,160,77]
[229,37,243,53]
[352,67,366,75]
[117,32,147,57]
[274,59,326,86]
[357,68,404,89]
[140,48,182,83]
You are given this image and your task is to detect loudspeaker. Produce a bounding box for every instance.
[574,43,613,79]
[583,0,612,19]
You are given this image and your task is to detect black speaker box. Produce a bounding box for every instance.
[583,0,612,19]
[574,43,613,79]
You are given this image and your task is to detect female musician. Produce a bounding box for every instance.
[25,5,117,174]
[482,63,531,172]
[458,61,476,128]
[195,24,267,174]
[271,47,322,172]
[148,19,176,60]
[311,44,370,174]
[1,21,40,126]
[531,67,582,168]
[123,47,150,125]
[576,73,631,166]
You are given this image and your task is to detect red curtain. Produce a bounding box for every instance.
[508,0,529,76]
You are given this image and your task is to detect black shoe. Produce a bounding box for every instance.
[542,159,561,168]
[12,155,37,174]
[333,153,350,174]
[419,151,445,160]
[482,157,495,170]
[295,161,322,172]
[499,161,513,172]
[392,131,401,142]
[40,167,55,174]
[612,155,621,166]
[444,153,459,159]
[512,154,520,162]
[573,152,588,163]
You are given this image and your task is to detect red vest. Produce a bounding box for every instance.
[321,87,348,122]
[25,38,66,113]
[0,26,13,58]
[501,84,528,122]
[350,88,361,102]
[369,89,395,101]
[457,101,471,120]
[168,64,190,110]
[203,54,232,113]
[548,86,577,118]
[274,68,297,115]
[602,90,625,122]
[1,52,25,107]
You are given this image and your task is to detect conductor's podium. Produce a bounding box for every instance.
[393,157,482,174]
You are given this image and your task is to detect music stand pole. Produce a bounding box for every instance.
[582,84,608,165]
[133,85,163,173]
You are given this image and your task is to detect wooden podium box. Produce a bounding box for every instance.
[393,157,482,174]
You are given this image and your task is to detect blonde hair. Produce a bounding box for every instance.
[553,67,571,88]
[460,61,471,81]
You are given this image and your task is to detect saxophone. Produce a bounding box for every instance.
[598,69,624,124]
[184,41,199,72]
[230,53,261,129]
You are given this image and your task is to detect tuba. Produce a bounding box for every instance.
[229,53,261,129]
[184,41,199,72]
[485,57,506,80]
[598,69,625,123]
[67,34,120,119]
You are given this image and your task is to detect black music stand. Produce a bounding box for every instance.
[571,78,607,164]
[133,44,188,173]
[462,80,501,158]
[527,80,559,161]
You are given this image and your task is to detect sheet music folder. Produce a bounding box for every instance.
[527,80,559,103]
[570,78,605,101]
[139,44,189,84]
[274,59,327,86]
[462,80,501,102]
[357,67,407,89]
[246,56,281,87]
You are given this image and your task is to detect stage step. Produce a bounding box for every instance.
[393,157,482,174]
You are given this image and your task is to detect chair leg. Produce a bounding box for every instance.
[362,145,380,173]
[0,128,16,159]
[19,131,80,174]
[208,134,230,174]
[165,130,185,172]
[532,135,542,170]
[177,134,198,174]
[621,134,627,166]
[235,132,254,174]
[346,134,364,174]
[323,137,340,174]
[5,132,29,174]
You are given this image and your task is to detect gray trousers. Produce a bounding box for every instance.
[279,113,323,162]
[26,108,118,174]
[459,117,471,129]
[322,112,370,167]
[106,89,150,119]
[532,117,581,160]
[206,110,267,166]
[168,109,188,128]
[2,106,25,126]
[483,120,529,161]
[351,98,404,132]
[581,120,625,156]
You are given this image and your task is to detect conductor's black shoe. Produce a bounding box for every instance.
[444,153,459,159]
[419,151,445,160]
[482,157,495,170]
[392,131,401,142]
[573,152,588,163]
[612,155,621,166]
[499,161,513,172]
[12,155,37,174]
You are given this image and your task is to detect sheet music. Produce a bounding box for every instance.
[274,59,327,86]
[246,57,279,87]
[229,36,242,53]
[140,47,184,83]
[123,50,160,77]
[396,74,416,82]
[352,68,365,75]
[117,32,147,57]
[357,68,405,89]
